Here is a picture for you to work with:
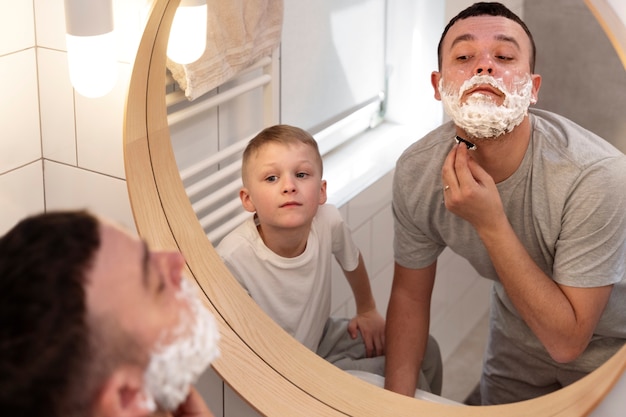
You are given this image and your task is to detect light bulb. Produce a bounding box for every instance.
[64,0,118,98]
[167,0,207,64]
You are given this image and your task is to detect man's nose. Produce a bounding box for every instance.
[159,251,184,289]
[474,55,494,75]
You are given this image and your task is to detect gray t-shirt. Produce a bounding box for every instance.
[393,108,626,364]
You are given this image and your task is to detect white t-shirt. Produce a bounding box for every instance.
[216,204,360,351]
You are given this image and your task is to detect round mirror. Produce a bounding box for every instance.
[123,0,626,415]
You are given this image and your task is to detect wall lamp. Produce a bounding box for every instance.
[167,0,207,64]
[64,0,118,98]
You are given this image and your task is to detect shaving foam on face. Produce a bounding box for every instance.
[144,278,220,411]
[439,74,534,139]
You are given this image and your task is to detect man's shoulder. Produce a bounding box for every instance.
[530,108,625,167]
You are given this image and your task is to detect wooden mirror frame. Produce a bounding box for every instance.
[123,0,626,415]
[584,0,626,69]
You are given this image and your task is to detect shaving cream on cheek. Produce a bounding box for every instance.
[143,278,220,411]
[439,73,534,139]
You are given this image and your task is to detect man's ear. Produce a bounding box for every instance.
[530,73,542,104]
[94,365,155,417]
[239,188,256,213]
[431,71,442,101]
[319,180,327,205]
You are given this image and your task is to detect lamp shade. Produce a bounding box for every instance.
[64,0,118,98]
[167,0,207,64]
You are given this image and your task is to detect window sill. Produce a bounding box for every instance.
[323,122,419,207]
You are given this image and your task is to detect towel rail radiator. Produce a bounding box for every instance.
[166,52,279,244]
[165,48,383,245]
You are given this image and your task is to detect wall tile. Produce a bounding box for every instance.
[34,0,148,62]
[0,0,35,56]
[370,204,393,276]
[0,161,44,235]
[0,49,41,174]
[431,277,492,362]
[337,203,348,220]
[431,248,481,322]
[351,221,372,273]
[38,47,76,165]
[75,62,131,178]
[370,262,394,317]
[346,171,393,228]
[331,220,372,313]
[34,0,65,50]
[44,160,134,230]
[113,0,149,63]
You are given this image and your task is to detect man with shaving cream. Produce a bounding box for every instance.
[384,2,626,405]
[0,210,220,417]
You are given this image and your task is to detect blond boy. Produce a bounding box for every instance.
[217,125,441,392]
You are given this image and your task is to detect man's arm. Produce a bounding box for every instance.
[343,252,386,357]
[443,144,613,363]
[474,216,612,362]
[384,261,436,397]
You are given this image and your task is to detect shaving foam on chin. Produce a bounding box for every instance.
[439,74,534,139]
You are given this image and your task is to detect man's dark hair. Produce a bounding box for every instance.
[0,211,100,417]
[437,2,536,72]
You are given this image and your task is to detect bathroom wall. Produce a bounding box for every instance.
[0,0,142,236]
[524,0,626,153]
[330,171,492,365]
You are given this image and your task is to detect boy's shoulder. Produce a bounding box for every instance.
[314,204,343,225]
[215,215,257,257]
[317,203,339,215]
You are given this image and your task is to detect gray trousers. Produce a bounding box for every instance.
[316,317,443,395]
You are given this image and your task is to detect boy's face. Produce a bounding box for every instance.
[240,142,327,231]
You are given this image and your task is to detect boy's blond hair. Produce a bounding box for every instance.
[242,125,323,185]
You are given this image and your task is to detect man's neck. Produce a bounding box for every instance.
[458,117,532,184]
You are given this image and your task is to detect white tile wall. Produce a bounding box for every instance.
[0,0,35,56]
[370,262,395,318]
[0,160,44,235]
[44,160,134,230]
[0,49,41,174]
[33,0,147,61]
[74,62,131,178]
[38,47,77,165]
[33,0,65,50]
[431,248,492,362]
[331,173,491,364]
[370,204,394,276]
